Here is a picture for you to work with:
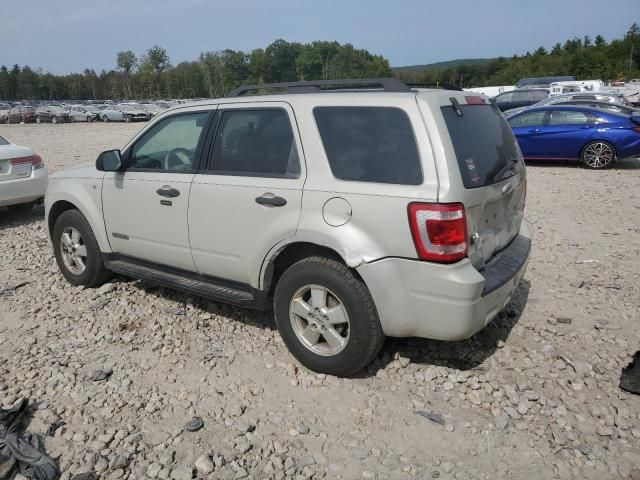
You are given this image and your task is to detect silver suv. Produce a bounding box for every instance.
[45,79,531,376]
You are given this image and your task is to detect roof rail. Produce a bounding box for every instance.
[404,82,463,91]
[226,78,412,97]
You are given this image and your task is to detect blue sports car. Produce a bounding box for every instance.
[507,105,640,169]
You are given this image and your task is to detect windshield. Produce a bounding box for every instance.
[441,104,523,189]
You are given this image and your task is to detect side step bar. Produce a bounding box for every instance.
[103,255,268,310]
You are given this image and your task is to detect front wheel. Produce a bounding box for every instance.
[125,115,132,123]
[273,256,384,377]
[581,141,615,169]
[103,115,109,123]
[52,210,111,287]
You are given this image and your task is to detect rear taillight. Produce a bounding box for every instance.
[632,127,640,134]
[408,203,468,263]
[10,154,44,169]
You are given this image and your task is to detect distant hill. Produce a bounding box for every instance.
[394,58,492,72]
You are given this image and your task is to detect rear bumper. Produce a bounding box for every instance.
[0,167,48,207]
[357,221,532,340]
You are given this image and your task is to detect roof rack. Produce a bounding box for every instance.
[226,78,412,97]
[404,82,463,91]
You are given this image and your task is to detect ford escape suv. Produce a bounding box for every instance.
[45,78,531,377]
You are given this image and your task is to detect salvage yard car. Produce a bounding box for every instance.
[35,106,70,124]
[45,78,531,376]
[101,104,151,122]
[507,105,640,168]
[0,135,47,212]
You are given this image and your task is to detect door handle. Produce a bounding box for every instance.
[255,193,287,207]
[156,185,180,198]
[528,128,542,133]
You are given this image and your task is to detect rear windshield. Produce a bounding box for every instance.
[441,104,522,188]
[314,106,422,185]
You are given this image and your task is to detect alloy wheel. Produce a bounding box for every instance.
[583,142,613,168]
[289,284,350,356]
[60,227,88,275]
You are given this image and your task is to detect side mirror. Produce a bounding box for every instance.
[96,149,123,172]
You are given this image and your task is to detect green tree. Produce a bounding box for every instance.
[117,50,137,97]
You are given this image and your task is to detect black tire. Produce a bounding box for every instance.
[7,202,35,214]
[581,140,616,169]
[52,209,111,287]
[125,115,132,123]
[273,256,384,377]
[52,116,58,124]
[103,115,109,122]
[87,116,93,123]
[70,116,76,123]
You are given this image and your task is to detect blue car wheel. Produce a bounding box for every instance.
[581,141,615,169]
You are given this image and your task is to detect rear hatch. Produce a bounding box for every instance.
[417,92,526,269]
[0,144,35,181]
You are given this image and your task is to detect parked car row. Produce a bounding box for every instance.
[0,99,197,124]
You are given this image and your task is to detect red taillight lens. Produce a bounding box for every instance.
[10,154,43,169]
[632,127,640,134]
[408,203,468,263]
[464,95,486,105]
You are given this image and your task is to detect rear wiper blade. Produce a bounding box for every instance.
[449,97,463,116]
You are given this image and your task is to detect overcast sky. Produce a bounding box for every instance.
[0,0,634,74]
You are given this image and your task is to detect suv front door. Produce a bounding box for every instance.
[189,102,305,287]
[102,109,213,271]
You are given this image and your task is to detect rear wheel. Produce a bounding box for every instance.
[52,210,111,287]
[7,202,35,214]
[581,141,615,169]
[273,256,384,377]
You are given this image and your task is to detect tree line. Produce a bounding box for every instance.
[0,25,638,101]
[0,40,391,101]
[398,24,640,88]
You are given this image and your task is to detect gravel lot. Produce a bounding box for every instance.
[1,123,639,480]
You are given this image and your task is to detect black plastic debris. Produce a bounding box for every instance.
[415,411,445,425]
[620,351,640,395]
[88,370,111,382]
[185,417,204,432]
[45,420,65,438]
[0,399,59,480]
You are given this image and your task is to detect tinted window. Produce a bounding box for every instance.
[494,92,513,103]
[313,107,422,185]
[209,109,300,178]
[508,111,546,127]
[441,104,523,189]
[529,90,549,101]
[548,110,589,125]
[129,112,209,171]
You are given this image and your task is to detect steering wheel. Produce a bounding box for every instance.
[162,148,192,170]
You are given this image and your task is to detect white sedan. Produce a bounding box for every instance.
[0,135,47,212]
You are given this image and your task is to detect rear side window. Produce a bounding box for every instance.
[209,109,300,178]
[313,107,422,185]
[441,104,523,189]
[548,110,589,125]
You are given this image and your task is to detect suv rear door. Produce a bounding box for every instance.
[417,93,526,269]
[188,102,305,287]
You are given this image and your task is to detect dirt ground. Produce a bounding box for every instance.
[1,122,639,480]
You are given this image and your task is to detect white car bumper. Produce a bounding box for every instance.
[0,167,48,208]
